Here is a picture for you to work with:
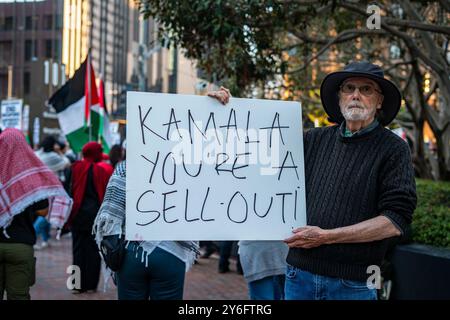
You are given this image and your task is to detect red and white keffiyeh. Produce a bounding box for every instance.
[0,129,72,230]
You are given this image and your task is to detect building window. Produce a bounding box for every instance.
[25,40,38,61]
[45,39,52,58]
[43,14,52,30]
[24,71,30,95]
[54,14,62,29]
[25,15,39,30]
[0,41,12,64]
[0,16,14,31]
[25,16,33,30]
[53,39,61,60]
[0,74,8,98]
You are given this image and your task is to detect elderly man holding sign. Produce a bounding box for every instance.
[213,61,416,300]
[98,75,307,299]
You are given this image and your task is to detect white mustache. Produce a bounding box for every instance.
[346,102,364,109]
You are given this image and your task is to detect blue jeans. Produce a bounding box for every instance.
[117,245,185,300]
[248,275,285,300]
[33,216,50,242]
[285,265,377,300]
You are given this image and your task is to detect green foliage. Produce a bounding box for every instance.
[412,179,450,248]
[137,0,318,95]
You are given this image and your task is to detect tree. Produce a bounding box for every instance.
[137,0,450,181]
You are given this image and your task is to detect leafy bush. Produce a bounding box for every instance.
[412,179,450,248]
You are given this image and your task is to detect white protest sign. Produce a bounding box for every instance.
[22,104,30,132]
[1,99,23,130]
[126,92,306,240]
[33,117,40,146]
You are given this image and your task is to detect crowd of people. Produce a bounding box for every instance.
[0,61,416,300]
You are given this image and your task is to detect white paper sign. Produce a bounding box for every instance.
[126,92,306,240]
[22,105,30,132]
[33,117,40,146]
[1,99,23,130]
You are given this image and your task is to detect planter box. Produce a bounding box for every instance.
[391,243,450,300]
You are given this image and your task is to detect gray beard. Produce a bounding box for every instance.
[340,105,376,122]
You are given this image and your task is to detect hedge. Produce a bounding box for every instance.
[412,179,450,248]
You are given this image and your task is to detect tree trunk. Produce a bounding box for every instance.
[412,117,435,179]
[435,129,450,181]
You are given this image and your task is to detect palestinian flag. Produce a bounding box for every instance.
[97,76,113,149]
[49,56,111,153]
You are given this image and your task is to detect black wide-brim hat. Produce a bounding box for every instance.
[320,61,402,126]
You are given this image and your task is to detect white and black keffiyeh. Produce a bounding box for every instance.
[93,161,199,272]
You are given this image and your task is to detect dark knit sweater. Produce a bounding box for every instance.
[286,123,417,281]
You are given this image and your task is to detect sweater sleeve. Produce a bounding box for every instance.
[377,142,417,235]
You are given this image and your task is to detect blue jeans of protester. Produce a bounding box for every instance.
[33,216,50,242]
[117,244,185,300]
[248,275,285,300]
[285,265,377,300]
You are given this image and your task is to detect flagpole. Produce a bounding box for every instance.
[98,74,103,145]
[88,50,92,141]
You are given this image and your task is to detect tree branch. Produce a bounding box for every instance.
[383,60,413,73]
[384,18,450,36]
[425,80,438,102]
[289,30,362,45]
[337,2,445,75]
[403,98,419,125]
[286,28,386,74]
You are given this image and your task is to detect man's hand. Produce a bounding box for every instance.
[284,226,332,249]
[284,216,403,249]
[207,86,231,105]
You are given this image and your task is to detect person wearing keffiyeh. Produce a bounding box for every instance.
[65,141,112,294]
[34,136,71,250]
[93,161,199,300]
[0,128,72,300]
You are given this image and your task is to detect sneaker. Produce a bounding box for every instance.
[71,289,85,294]
[33,241,49,250]
[40,241,49,249]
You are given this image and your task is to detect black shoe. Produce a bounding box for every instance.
[218,266,230,273]
[71,289,86,294]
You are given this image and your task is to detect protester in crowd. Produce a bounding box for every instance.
[0,129,71,300]
[35,136,71,181]
[211,61,416,300]
[218,241,243,274]
[108,144,124,169]
[98,153,114,176]
[93,161,199,300]
[238,241,288,300]
[65,142,112,294]
[62,139,78,163]
[33,136,72,249]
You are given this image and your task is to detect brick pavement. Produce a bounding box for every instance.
[30,235,248,300]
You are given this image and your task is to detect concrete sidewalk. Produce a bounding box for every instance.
[30,235,248,300]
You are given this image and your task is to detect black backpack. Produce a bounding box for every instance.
[99,235,126,272]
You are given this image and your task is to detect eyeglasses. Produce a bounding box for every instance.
[340,83,382,96]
